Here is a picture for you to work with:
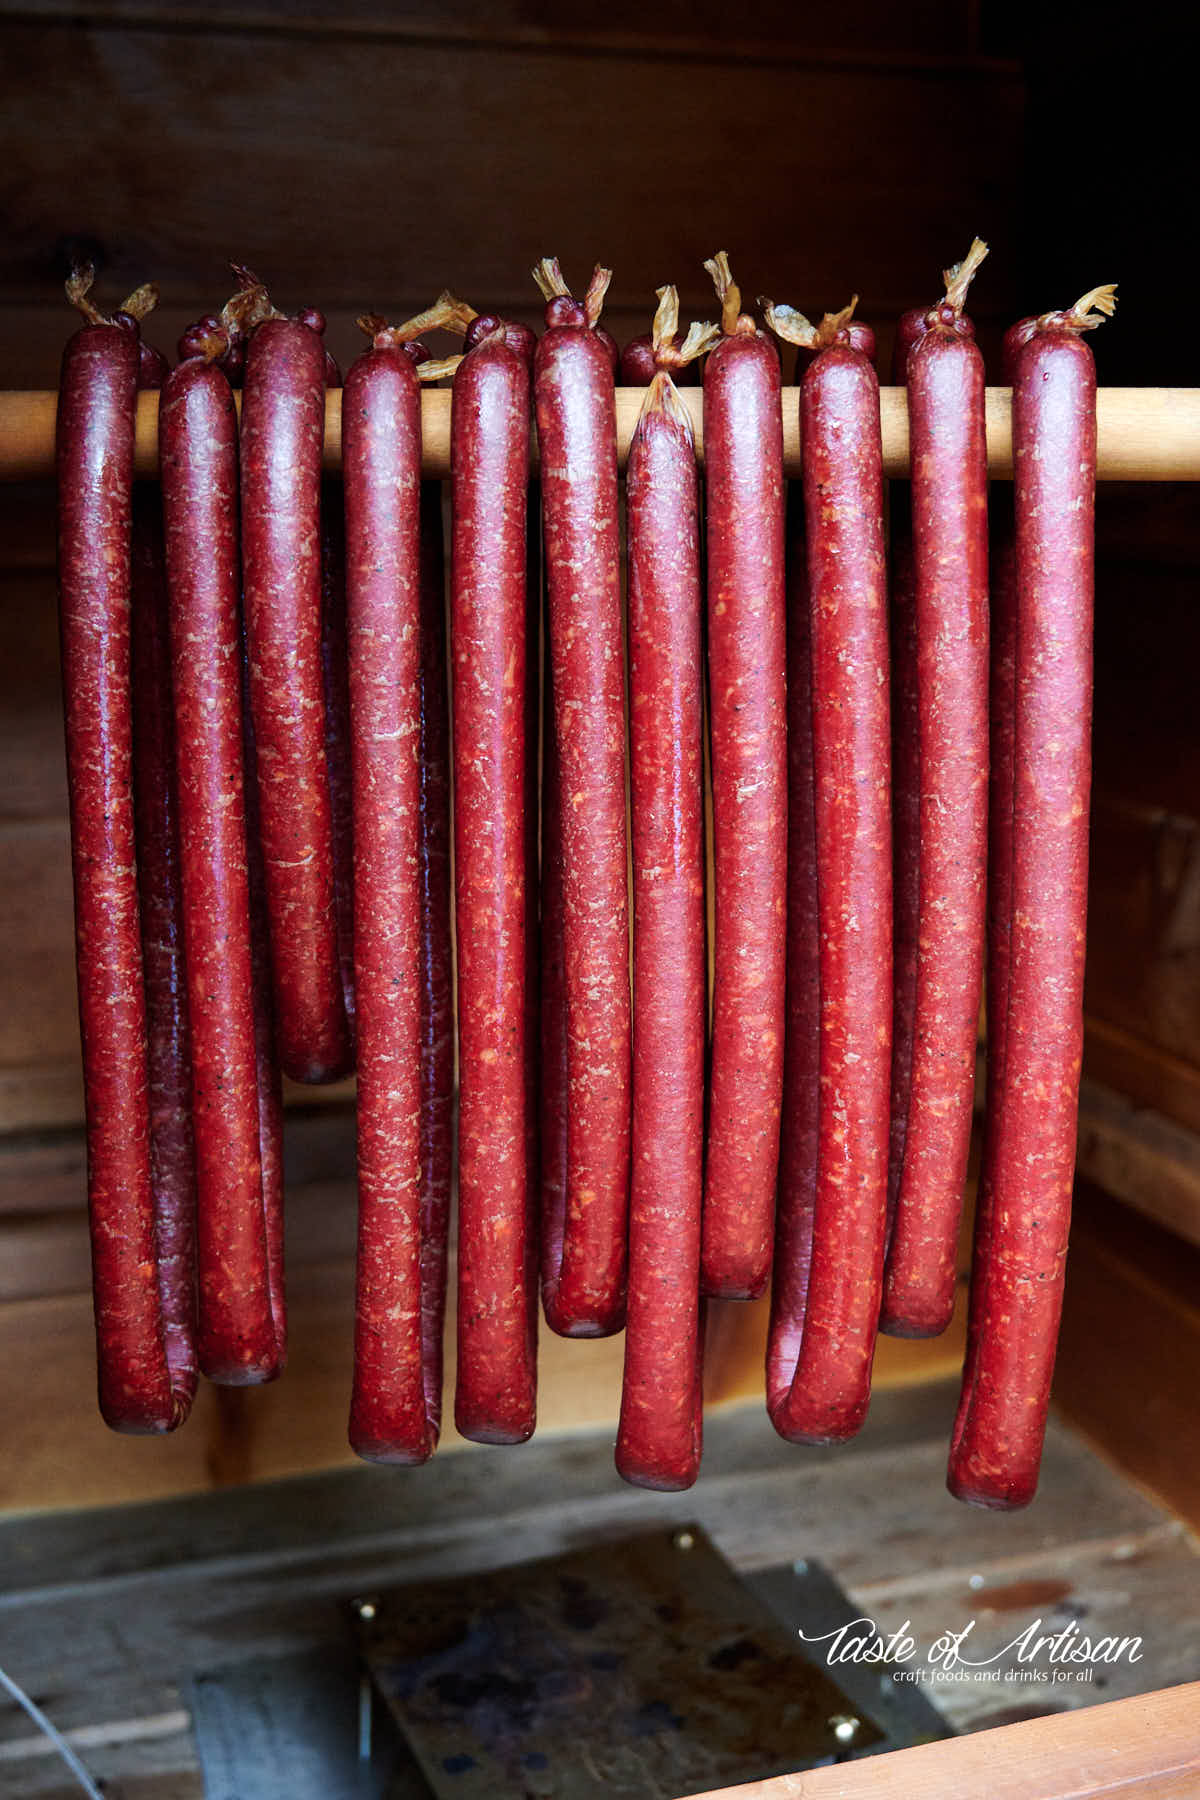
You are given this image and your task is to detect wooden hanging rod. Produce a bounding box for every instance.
[2,387,1198,482]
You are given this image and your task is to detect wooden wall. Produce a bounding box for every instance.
[0,0,1023,387]
[0,4,1195,1517]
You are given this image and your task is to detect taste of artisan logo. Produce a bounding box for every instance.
[799,1616,1144,1685]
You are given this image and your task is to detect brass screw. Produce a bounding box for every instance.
[673,1529,696,1552]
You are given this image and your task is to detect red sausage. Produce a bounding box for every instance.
[538,647,570,1302]
[416,482,454,1440]
[450,325,538,1442]
[160,353,284,1384]
[344,327,434,1462]
[321,490,357,1051]
[950,287,1113,1509]
[465,313,538,364]
[56,278,187,1432]
[130,353,198,1410]
[533,260,630,1337]
[951,317,1025,1446]
[240,652,287,1360]
[885,317,923,1267]
[594,324,621,374]
[313,308,355,1049]
[884,249,985,1328]
[619,334,700,386]
[767,312,877,1377]
[767,483,821,1404]
[766,306,891,1443]
[617,364,707,1490]
[700,254,787,1300]
[241,316,352,1084]
[881,246,989,1337]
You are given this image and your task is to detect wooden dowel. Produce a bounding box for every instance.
[3,387,1200,482]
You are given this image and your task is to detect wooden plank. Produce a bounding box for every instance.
[0,1103,967,1503]
[852,1525,1199,1734]
[0,24,1022,319]
[0,1176,351,1300]
[1086,793,1200,1084]
[1084,1017,1200,1141]
[0,0,993,64]
[691,1683,1200,1799]
[0,1404,1189,1796]
[0,826,78,1069]
[7,386,1200,484]
[1053,1183,1200,1532]
[0,1416,1168,1617]
[0,1060,83,1134]
[0,1133,87,1217]
[0,1381,955,1588]
[0,570,66,817]
[0,1693,198,1799]
[1075,1077,1200,1249]
[0,1235,969,1511]
[0,1108,355,1208]
[0,1049,353,1139]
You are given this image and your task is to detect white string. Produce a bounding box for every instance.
[0,1664,105,1800]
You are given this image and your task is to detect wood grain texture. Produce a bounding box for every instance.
[691,1684,1200,1799]
[1075,1077,1200,1249]
[0,0,998,63]
[1053,1183,1200,1531]
[0,20,1020,327]
[7,388,1200,481]
[0,1169,968,1511]
[0,1394,1192,1796]
[1084,1019,1200,1141]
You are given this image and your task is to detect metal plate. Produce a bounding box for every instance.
[189,1646,423,1800]
[352,1525,884,1799]
[744,1559,952,1757]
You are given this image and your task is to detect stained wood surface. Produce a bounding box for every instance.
[0,14,1021,390]
[695,1684,1200,1800]
[0,1105,970,1511]
[0,1388,1194,1797]
[1075,1078,1200,1249]
[1052,1183,1200,1534]
[0,0,1007,62]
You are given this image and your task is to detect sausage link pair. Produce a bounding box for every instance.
[762,298,891,1442]
[130,344,198,1409]
[950,286,1114,1509]
[241,312,353,1084]
[160,346,285,1384]
[533,258,630,1337]
[451,323,539,1442]
[617,292,716,1490]
[56,271,191,1431]
[881,243,990,1337]
[700,254,788,1300]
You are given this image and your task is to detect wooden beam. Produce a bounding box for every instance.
[689,1683,1200,1799]
[4,388,1199,483]
[1076,1076,1200,1250]
[1053,1182,1200,1532]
